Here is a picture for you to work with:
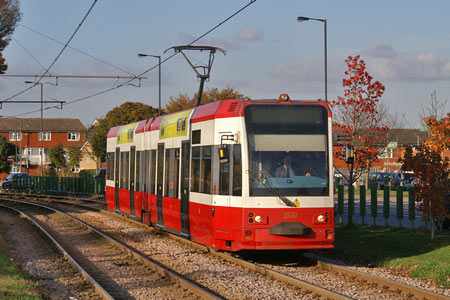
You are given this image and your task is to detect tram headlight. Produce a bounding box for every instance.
[254,215,262,223]
[317,215,325,223]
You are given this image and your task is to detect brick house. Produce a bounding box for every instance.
[0,118,86,178]
[333,128,430,179]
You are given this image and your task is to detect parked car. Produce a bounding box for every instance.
[368,172,402,190]
[94,168,106,179]
[400,178,417,191]
[398,172,415,184]
[2,173,29,189]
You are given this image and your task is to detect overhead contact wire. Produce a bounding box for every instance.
[11,0,256,117]
[2,0,98,103]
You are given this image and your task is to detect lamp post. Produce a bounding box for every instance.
[297,16,327,103]
[24,81,56,176]
[138,53,161,116]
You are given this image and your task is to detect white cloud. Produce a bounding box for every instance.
[363,43,450,81]
[235,28,263,42]
[270,57,344,83]
[266,57,346,96]
[362,43,398,58]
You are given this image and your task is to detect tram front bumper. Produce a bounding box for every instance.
[269,222,312,236]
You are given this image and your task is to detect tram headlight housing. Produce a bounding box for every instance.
[317,215,325,223]
[254,215,262,223]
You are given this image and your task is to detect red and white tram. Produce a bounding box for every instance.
[105,94,334,251]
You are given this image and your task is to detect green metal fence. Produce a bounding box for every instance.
[337,184,417,228]
[11,176,105,196]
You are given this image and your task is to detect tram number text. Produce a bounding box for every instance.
[283,212,298,219]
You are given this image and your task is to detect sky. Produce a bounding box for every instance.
[1,0,449,128]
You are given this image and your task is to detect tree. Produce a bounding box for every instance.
[90,102,159,162]
[165,87,250,113]
[330,55,388,186]
[48,143,66,175]
[0,136,16,173]
[424,113,450,152]
[0,0,22,73]
[400,113,450,239]
[420,90,448,122]
[165,93,192,113]
[67,145,82,171]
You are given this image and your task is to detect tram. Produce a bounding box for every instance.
[105,94,334,251]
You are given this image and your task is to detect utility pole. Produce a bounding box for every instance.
[24,81,59,176]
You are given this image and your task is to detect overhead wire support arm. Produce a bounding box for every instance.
[164,45,226,107]
[0,74,146,90]
[0,100,66,109]
[0,74,146,80]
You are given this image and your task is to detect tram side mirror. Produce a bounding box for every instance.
[218,144,229,163]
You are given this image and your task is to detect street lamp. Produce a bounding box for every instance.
[24,80,57,176]
[297,16,327,103]
[138,53,161,116]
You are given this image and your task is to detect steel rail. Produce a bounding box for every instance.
[0,191,106,205]
[168,235,352,300]
[316,261,449,300]
[6,193,449,300]
[0,203,115,300]
[0,198,223,300]
[169,228,449,300]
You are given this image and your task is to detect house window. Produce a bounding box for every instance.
[29,148,40,156]
[68,132,80,141]
[9,132,22,141]
[378,148,393,159]
[11,165,21,173]
[38,132,51,141]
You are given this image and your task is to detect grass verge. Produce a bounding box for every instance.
[323,223,450,288]
[0,237,43,300]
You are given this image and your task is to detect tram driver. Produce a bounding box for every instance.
[275,153,312,178]
[275,154,296,178]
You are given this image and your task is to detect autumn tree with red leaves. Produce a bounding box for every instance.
[330,55,388,187]
[400,113,450,239]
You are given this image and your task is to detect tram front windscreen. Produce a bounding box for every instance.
[244,104,329,197]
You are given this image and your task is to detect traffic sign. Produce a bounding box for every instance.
[7,156,14,163]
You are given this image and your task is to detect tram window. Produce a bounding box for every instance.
[201,146,212,194]
[174,148,180,199]
[219,159,230,195]
[136,151,142,191]
[120,152,129,189]
[192,130,201,144]
[144,150,149,193]
[232,145,242,196]
[157,146,164,193]
[106,152,114,180]
[191,146,201,192]
[164,150,170,197]
[150,150,156,194]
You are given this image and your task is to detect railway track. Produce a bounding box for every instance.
[0,198,220,300]
[2,193,449,299]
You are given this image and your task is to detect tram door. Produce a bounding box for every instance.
[129,146,136,216]
[180,140,190,237]
[114,147,120,211]
[156,143,164,227]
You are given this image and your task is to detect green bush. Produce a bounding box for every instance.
[79,169,96,177]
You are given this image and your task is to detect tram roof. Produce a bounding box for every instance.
[107,98,330,138]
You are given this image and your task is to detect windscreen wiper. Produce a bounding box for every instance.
[247,169,295,207]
